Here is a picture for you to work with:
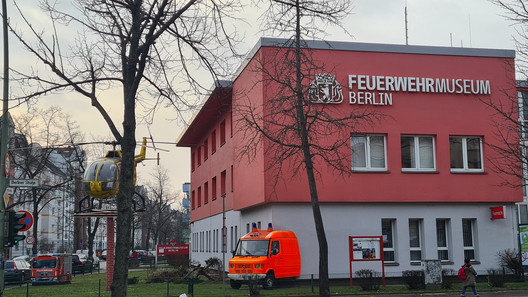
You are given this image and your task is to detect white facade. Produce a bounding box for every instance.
[191,202,518,278]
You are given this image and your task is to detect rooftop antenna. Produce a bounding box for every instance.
[405,1,408,45]
[450,33,453,47]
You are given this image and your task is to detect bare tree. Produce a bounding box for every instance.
[11,106,86,255]
[235,1,381,295]
[479,1,528,188]
[141,166,176,248]
[9,1,240,295]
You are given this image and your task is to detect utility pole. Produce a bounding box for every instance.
[0,0,9,294]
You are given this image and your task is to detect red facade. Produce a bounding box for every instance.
[179,39,522,223]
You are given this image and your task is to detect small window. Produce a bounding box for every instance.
[211,130,217,153]
[462,219,477,261]
[401,136,436,171]
[382,219,396,262]
[197,186,202,207]
[212,176,217,200]
[450,136,483,172]
[204,182,209,204]
[409,219,423,263]
[191,190,195,210]
[221,170,226,195]
[220,120,226,145]
[197,147,202,166]
[436,219,450,261]
[351,134,387,171]
[204,140,208,161]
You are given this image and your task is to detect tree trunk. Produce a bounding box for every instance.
[110,1,141,295]
[294,1,329,296]
[87,217,100,260]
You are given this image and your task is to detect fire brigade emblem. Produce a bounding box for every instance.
[308,73,343,104]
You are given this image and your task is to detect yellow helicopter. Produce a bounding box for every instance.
[82,137,147,199]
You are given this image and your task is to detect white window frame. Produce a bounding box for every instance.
[462,219,477,261]
[351,134,387,171]
[449,136,484,173]
[401,135,436,171]
[436,219,450,262]
[381,219,396,263]
[409,219,423,264]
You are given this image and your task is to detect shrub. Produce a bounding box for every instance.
[145,267,188,283]
[402,270,425,290]
[497,248,523,280]
[355,269,381,291]
[128,276,139,285]
[441,269,456,289]
[487,268,506,287]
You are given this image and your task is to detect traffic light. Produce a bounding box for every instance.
[5,210,26,247]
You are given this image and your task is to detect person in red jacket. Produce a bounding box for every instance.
[461,258,479,297]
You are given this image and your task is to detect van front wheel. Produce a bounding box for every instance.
[230,279,242,289]
[263,273,275,290]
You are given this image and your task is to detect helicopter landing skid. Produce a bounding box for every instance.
[76,192,146,214]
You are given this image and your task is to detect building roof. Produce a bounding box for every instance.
[177,80,232,147]
[177,37,515,147]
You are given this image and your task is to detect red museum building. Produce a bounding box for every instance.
[177,38,522,278]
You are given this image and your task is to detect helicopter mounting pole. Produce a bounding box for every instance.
[0,0,9,294]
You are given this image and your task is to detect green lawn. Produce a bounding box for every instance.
[4,270,528,297]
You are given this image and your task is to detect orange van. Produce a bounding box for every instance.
[228,223,301,289]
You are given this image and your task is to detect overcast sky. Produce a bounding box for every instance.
[2,0,520,203]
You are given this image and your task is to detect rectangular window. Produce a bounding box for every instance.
[191,190,195,210]
[519,204,528,225]
[197,146,202,166]
[449,136,483,172]
[221,170,226,195]
[382,219,396,262]
[518,91,528,139]
[197,186,202,207]
[204,140,208,161]
[191,151,195,171]
[230,227,234,252]
[436,219,450,261]
[200,232,204,252]
[220,120,226,145]
[351,134,387,171]
[211,130,217,153]
[462,219,477,261]
[212,176,217,200]
[409,219,423,263]
[401,135,436,171]
[204,182,209,204]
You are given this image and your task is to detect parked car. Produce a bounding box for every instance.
[139,250,155,264]
[12,255,31,263]
[101,250,106,260]
[5,259,31,285]
[75,253,92,265]
[72,254,92,274]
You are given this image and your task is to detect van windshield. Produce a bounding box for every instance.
[235,240,269,256]
[33,259,57,269]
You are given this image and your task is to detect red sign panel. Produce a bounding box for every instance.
[157,244,189,256]
[18,210,33,232]
[491,206,505,220]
